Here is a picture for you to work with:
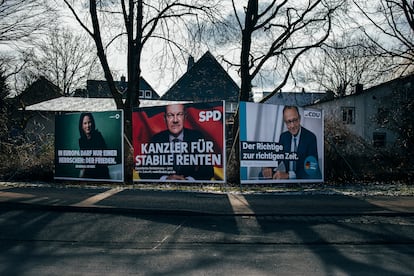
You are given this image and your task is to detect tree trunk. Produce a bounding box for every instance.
[227,0,258,184]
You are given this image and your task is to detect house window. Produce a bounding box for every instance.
[373,132,386,147]
[139,90,144,98]
[145,90,152,98]
[342,107,355,124]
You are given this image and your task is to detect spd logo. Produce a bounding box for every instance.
[199,110,222,122]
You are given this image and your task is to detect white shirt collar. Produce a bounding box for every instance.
[169,131,184,142]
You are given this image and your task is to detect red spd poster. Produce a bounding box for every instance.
[132,101,225,183]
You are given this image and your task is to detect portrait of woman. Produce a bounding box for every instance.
[78,112,110,179]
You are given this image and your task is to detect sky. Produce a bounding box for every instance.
[53,1,308,96]
[55,1,237,96]
[1,0,407,97]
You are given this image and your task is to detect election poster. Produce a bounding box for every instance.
[55,110,124,182]
[132,101,225,183]
[239,102,324,184]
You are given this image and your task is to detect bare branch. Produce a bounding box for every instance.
[0,0,57,43]
[62,0,93,37]
[352,0,414,75]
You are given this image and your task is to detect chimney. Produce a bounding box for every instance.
[354,83,363,94]
[187,55,195,72]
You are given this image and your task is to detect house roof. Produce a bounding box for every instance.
[311,74,414,104]
[86,77,160,99]
[264,91,328,107]
[24,97,190,112]
[162,51,240,102]
[18,76,62,107]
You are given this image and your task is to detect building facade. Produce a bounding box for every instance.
[310,74,414,151]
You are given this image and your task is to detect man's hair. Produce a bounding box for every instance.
[283,105,300,116]
[164,104,186,117]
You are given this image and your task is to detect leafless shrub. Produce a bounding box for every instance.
[0,134,54,181]
[324,116,409,182]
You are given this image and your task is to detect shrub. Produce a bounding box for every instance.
[0,134,54,181]
[324,116,409,182]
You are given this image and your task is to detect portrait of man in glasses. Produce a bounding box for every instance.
[261,105,321,180]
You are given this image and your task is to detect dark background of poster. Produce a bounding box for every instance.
[55,110,123,181]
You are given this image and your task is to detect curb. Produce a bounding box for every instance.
[2,200,414,217]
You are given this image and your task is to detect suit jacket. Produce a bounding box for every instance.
[141,128,214,180]
[279,126,321,179]
[79,130,110,179]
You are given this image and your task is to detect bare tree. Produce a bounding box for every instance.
[374,75,414,173]
[0,65,9,136]
[0,0,58,97]
[62,0,222,111]
[353,0,414,75]
[224,0,341,181]
[226,0,342,103]
[20,27,102,96]
[62,0,222,182]
[0,0,56,44]
[305,34,391,96]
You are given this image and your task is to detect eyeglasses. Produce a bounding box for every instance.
[166,112,184,120]
[284,118,299,125]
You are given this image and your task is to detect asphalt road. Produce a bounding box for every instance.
[0,184,413,275]
[1,207,413,275]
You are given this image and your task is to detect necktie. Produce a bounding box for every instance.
[294,137,298,152]
[292,137,297,171]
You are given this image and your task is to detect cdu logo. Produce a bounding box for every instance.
[303,110,321,119]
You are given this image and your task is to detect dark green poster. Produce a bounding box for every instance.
[54,111,124,182]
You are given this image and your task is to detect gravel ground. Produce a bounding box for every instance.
[1,180,413,196]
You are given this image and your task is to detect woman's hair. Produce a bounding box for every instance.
[79,112,96,138]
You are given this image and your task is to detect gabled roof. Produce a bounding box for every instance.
[87,77,160,99]
[18,76,62,107]
[264,91,328,107]
[162,51,239,102]
[312,74,414,104]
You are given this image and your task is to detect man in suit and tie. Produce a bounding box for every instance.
[146,103,214,181]
[261,105,321,180]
